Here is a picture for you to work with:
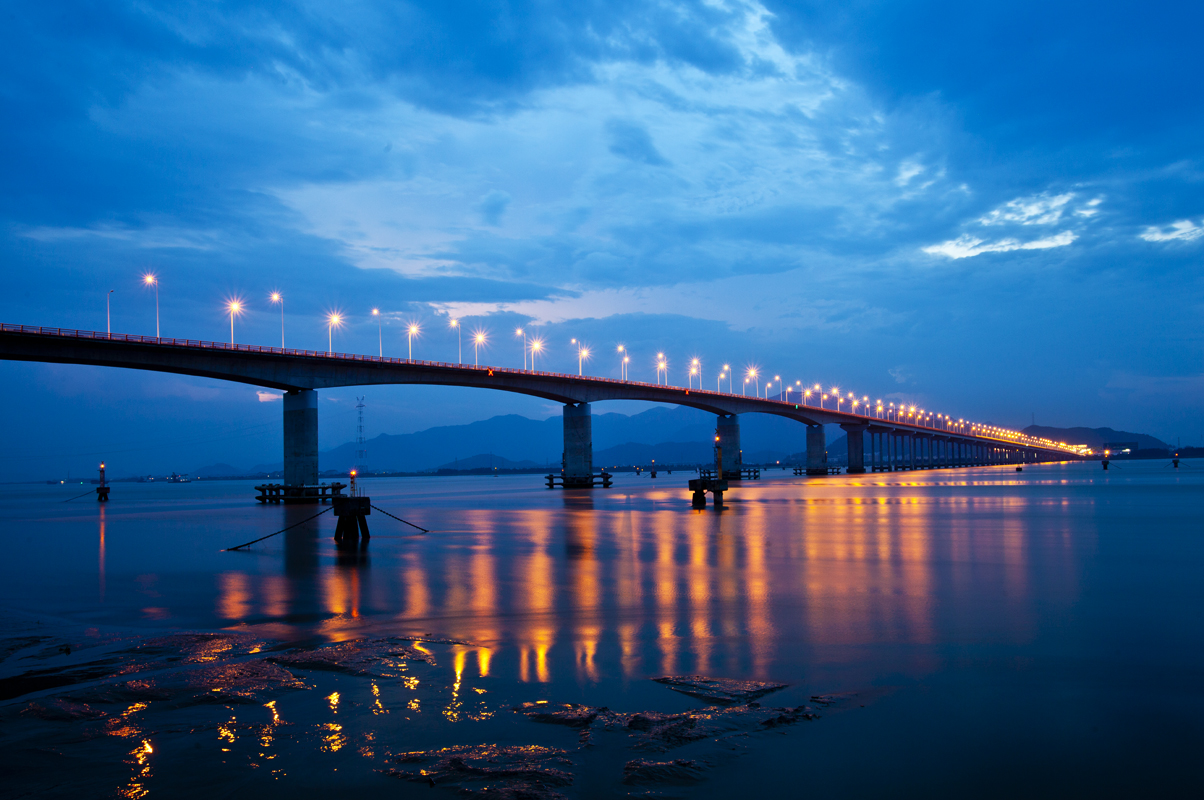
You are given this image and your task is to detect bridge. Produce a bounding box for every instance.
[0,324,1084,489]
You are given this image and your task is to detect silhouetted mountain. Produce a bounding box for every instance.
[1021,425,1167,451]
[190,462,254,477]
[435,454,542,470]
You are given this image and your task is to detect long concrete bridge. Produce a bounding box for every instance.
[0,324,1084,487]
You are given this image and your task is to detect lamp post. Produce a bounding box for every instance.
[773,375,780,400]
[724,365,731,393]
[747,368,759,396]
[717,370,725,392]
[803,389,812,406]
[373,308,382,357]
[450,318,461,363]
[516,328,526,369]
[656,354,667,385]
[577,345,590,375]
[106,289,114,335]
[692,358,701,389]
[473,330,486,366]
[529,338,543,370]
[407,323,419,360]
[143,274,159,338]
[617,345,626,380]
[270,292,284,347]
[226,300,242,345]
[327,312,342,353]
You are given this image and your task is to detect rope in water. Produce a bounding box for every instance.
[371,504,430,533]
[62,489,97,503]
[225,506,332,551]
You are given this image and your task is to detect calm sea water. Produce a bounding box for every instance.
[2,460,1202,797]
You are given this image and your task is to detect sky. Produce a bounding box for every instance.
[2,0,1202,479]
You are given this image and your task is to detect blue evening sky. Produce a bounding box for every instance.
[2,1,1201,478]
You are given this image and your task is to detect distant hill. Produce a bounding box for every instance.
[435,453,541,470]
[190,462,256,478]
[1021,425,1167,451]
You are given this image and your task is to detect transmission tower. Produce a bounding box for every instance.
[355,396,367,470]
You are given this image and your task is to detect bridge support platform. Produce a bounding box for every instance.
[806,425,827,475]
[842,423,868,474]
[548,402,612,488]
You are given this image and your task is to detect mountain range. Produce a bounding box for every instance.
[190,411,1166,477]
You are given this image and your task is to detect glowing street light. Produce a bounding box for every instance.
[772,375,780,400]
[143,273,160,338]
[617,345,628,380]
[820,392,827,409]
[803,388,812,405]
[529,337,544,370]
[717,369,726,392]
[692,358,701,389]
[746,367,759,396]
[656,353,667,385]
[407,322,420,360]
[326,312,343,353]
[373,308,382,357]
[270,292,284,347]
[450,318,461,364]
[106,289,114,335]
[724,365,732,393]
[225,299,243,345]
[689,365,698,387]
[473,329,487,366]
[516,328,527,370]
[577,344,591,375]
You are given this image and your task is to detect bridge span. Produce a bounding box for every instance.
[0,324,1084,487]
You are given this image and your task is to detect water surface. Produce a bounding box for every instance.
[2,461,1201,797]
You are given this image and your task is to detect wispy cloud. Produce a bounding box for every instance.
[923,230,1077,259]
[978,192,1075,226]
[1139,219,1204,242]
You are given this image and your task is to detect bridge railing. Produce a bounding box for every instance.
[1,323,1082,455]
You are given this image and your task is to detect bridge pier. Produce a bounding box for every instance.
[842,424,867,474]
[284,389,319,487]
[716,414,743,478]
[561,402,596,487]
[806,425,827,475]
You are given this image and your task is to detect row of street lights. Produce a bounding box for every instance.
[105,282,1056,447]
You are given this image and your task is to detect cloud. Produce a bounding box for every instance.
[1139,219,1204,242]
[474,190,512,226]
[923,230,1077,259]
[888,366,910,384]
[978,192,1075,226]
[605,119,669,166]
[257,391,283,402]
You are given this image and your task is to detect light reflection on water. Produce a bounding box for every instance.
[0,465,1125,689]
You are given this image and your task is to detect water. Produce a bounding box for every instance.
[2,461,1202,797]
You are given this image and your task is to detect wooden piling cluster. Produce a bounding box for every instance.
[254,482,346,504]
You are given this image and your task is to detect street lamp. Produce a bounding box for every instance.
[450,318,461,364]
[692,358,701,389]
[473,329,487,366]
[773,375,780,400]
[617,345,627,380]
[516,328,526,369]
[724,365,731,393]
[226,299,242,345]
[106,289,114,335]
[577,345,590,375]
[529,337,544,370]
[327,312,342,353]
[717,370,726,392]
[143,273,159,338]
[746,367,759,396]
[689,365,697,387]
[657,353,667,385]
[820,393,827,409]
[803,389,812,405]
[373,308,382,357]
[270,292,284,347]
[407,323,420,360]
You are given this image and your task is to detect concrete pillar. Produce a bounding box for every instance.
[563,403,593,479]
[806,424,827,475]
[842,424,867,474]
[284,389,319,487]
[716,414,742,476]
